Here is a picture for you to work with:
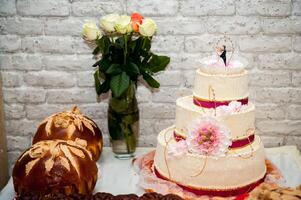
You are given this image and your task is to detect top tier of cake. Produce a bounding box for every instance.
[193,56,249,102]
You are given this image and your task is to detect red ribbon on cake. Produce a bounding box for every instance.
[193,96,249,108]
[230,134,255,149]
[173,132,255,149]
[173,132,186,142]
[154,167,265,197]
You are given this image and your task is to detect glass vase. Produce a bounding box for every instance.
[108,83,139,159]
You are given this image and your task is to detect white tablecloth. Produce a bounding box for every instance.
[1,146,301,199]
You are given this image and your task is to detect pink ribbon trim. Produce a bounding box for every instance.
[193,97,249,108]
[154,167,265,197]
[230,134,255,149]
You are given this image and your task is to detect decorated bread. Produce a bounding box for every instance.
[13,139,98,195]
[248,183,301,200]
[14,192,184,200]
[33,107,103,161]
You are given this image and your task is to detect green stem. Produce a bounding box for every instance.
[123,125,134,153]
[141,37,146,50]
[108,82,139,154]
[124,35,127,65]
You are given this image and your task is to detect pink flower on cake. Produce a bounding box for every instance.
[216,101,244,115]
[167,140,188,158]
[186,117,231,156]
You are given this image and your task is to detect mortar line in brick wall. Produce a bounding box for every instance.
[125,0,128,13]
[289,72,293,87]
[259,30,297,37]
[257,133,297,138]
[250,68,296,74]
[251,85,293,90]
[0,52,88,56]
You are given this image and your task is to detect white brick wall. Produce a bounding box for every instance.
[0,0,301,172]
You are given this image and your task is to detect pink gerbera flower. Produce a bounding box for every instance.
[186,117,231,156]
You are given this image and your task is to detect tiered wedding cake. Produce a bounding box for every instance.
[153,47,267,197]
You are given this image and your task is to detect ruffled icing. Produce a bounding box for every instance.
[199,55,248,75]
[215,101,249,116]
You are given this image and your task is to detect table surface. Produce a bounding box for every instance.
[1,146,301,199]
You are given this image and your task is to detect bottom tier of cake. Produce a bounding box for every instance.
[154,126,267,196]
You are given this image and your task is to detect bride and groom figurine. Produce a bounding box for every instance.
[217,45,227,66]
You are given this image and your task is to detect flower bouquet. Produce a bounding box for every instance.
[82,13,170,158]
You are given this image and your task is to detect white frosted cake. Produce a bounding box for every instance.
[153,55,266,197]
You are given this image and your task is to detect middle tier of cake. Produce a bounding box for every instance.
[175,96,255,140]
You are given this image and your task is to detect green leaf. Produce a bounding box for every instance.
[114,36,125,49]
[142,72,160,88]
[99,56,111,72]
[133,37,143,54]
[128,38,137,53]
[110,47,124,64]
[105,63,122,75]
[125,62,140,77]
[94,70,102,95]
[94,70,108,95]
[131,37,151,57]
[92,46,100,55]
[110,72,130,97]
[142,37,151,51]
[97,36,110,55]
[141,52,153,67]
[107,115,122,140]
[99,80,110,93]
[147,55,170,73]
[92,60,101,67]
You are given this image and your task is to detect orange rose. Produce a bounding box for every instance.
[131,12,144,32]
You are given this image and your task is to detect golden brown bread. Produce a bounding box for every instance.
[15,192,184,200]
[247,183,301,200]
[13,139,98,195]
[33,107,103,161]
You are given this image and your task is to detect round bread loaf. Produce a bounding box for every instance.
[33,107,103,161]
[13,140,98,195]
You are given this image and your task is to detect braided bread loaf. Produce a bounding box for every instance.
[33,107,103,161]
[13,139,98,195]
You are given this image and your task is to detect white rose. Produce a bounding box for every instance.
[139,18,157,37]
[100,14,120,32]
[82,22,101,41]
[114,15,132,34]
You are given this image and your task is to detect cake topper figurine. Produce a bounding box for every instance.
[217,45,227,66]
[215,36,234,67]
